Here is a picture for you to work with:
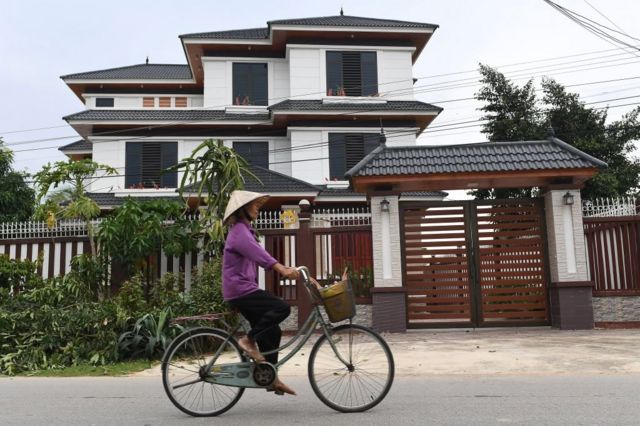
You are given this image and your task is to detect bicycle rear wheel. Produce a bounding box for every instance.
[162,327,246,417]
[308,324,394,412]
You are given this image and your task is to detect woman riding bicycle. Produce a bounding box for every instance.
[222,190,300,396]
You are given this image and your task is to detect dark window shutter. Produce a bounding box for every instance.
[360,52,378,96]
[125,143,142,188]
[326,51,343,95]
[142,143,162,188]
[160,143,178,187]
[345,134,365,170]
[342,52,362,96]
[329,133,346,180]
[233,142,269,168]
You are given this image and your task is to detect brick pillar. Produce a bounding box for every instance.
[544,189,594,329]
[295,201,313,329]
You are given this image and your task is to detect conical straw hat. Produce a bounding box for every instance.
[223,190,270,223]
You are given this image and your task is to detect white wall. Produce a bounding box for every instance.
[84,95,204,109]
[289,47,323,99]
[378,50,414,100]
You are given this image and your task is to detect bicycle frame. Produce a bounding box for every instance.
[199,266,353,388]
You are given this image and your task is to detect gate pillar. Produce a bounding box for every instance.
[370,195,406,332]
[543,189,594,329]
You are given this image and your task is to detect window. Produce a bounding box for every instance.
[125,142,177,188]
[326,51,378,96]
[329,133,380,180]
[233,142,269,168]
[232,63,268,106]
[175,97,187,108]
[158,97,171,108]
[143,97,155,107]
[95,97,114,107]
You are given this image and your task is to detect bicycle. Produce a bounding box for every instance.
[161,266,395,416]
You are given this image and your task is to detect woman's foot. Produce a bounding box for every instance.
[267,378,297,396]
[237,336,265,362]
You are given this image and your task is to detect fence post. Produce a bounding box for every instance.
[295,200,313,329]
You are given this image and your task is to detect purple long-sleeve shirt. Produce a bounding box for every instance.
[222,219,278,301]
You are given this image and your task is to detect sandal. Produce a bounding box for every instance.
[237,336,266,363]
[267,378,296,396]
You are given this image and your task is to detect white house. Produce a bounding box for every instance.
[58,12,446,207]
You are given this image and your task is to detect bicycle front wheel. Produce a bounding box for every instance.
[308,324,394,412]
[162,327,246,417]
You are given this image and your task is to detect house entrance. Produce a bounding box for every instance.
[401,199,550,328]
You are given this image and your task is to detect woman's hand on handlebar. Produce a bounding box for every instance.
[274,263,300,280]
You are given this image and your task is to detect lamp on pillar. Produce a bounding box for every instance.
[380,198,390,212]
[563,192,574,205]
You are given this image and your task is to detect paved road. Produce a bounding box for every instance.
[1,375,639,425]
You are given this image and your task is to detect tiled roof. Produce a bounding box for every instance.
[87,193,180,207]
[180,15,437,40]
[268,15,438,29]
[317,186,447,198]
[346,138,608,178]
[181,164,320,194]
[270,99,441,112]
[63,109,270,122]
[181,27,269,40]
[61,64,192,80]
[58,139,91,152]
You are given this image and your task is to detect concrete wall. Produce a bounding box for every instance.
[370,195,403,287]
[84,94,203,108]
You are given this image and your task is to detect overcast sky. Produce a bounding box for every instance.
[2,0,639,178]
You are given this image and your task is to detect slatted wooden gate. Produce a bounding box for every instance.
[401,199,549,328]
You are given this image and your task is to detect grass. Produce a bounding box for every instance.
[17,359,158,377]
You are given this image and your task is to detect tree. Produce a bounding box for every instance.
[96,199,200,299]
[0,139,35,222]
[32,159,117,255]
[172,139,256,256]
[472,65,640,200]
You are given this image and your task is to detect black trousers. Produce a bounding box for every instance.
[228,289,291,364]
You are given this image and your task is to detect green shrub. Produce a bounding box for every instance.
[113,275,147,321]
[188,259,227,314]
[117,308,184,360]
[0,274,123,375]
[0,255,41,291]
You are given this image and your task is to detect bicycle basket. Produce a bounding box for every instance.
[319,279,356,323]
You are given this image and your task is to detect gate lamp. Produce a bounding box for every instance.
[380,198,390,212]
[563,192,574,205]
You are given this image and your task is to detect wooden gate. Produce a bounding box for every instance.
[401,199,549,328]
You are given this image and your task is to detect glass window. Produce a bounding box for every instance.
[232,63,268,106]
[95,97,114,107]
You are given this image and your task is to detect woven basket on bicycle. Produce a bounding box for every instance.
[315,279,356,323]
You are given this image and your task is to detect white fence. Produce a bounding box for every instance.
[582,197,638,217]
[254,207,372,230]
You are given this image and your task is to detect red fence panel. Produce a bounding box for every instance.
[584,216,640,296]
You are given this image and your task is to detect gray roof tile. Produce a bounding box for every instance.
[58,139,91,152]
[268,15,438,29]
[346,138,607,178]
[181,15,437,40]
[182,164,319,194]
[87,193,179,207]
[61,64,192,80]
[181,27,269,39]
[270,99,441,112]
[63,109,270,122]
